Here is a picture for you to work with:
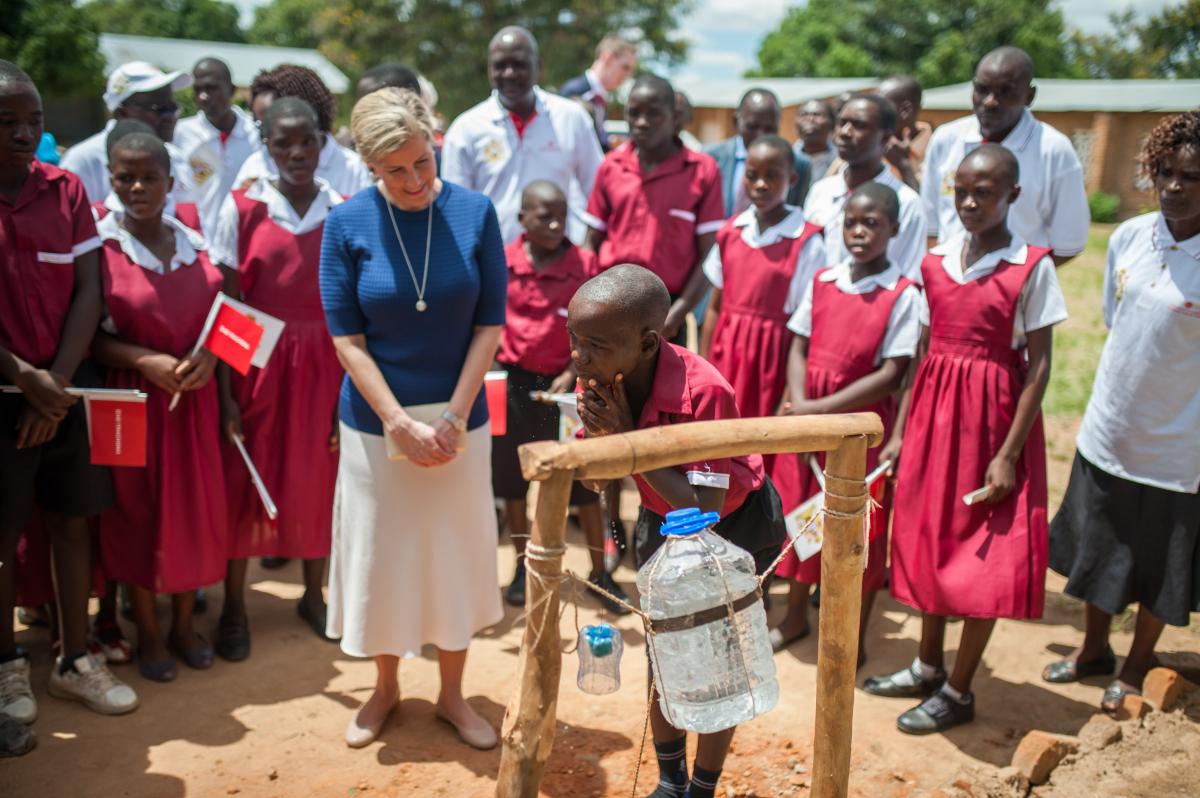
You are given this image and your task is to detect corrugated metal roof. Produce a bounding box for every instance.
[922,79,1200,113]
[663,76,879,108]
[98,33,351,93]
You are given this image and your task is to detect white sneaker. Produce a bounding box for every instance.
[0,656,37,724]
[47,653,138,715]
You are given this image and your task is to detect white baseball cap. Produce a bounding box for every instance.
[103,61,193,112]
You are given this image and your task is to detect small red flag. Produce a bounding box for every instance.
[203,300,264,376]
[88,397,147,467]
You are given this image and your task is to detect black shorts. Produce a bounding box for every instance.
[633,477,787,575]
[0,363,113,532]
[490,364,598,506]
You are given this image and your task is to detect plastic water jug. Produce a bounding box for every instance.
[576,623,623,695]
[636,508,778,733]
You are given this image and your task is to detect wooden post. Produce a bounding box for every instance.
[497,470,574,798]
[810,435,869,798]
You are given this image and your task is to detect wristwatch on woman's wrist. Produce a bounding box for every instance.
[441,408,467,433]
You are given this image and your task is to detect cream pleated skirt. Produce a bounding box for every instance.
[327,423,503,658]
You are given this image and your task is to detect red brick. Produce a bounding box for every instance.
[1011,730,1077,785]
[1142,667,1193,711]
[1113,694,1150,721]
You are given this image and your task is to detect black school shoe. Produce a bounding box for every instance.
[504,561,526,607]
[863,662,947,698]
[590,572,633,617]
[897,690,975,734]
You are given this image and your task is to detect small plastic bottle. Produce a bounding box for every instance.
[577,623,623,695]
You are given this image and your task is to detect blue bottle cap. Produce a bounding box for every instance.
[660,507,720,536]
[584,624,615,656]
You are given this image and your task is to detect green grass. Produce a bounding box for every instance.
[1043,224,1113,418]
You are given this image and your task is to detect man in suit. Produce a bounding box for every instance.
[705,88,812,217]
[560,35,637,150]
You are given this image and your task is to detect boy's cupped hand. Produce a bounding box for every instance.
[578,375,633,437]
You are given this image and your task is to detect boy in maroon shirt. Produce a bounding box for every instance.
[0,61,137,753]
[568,264,785,798]
[492,181,628,613]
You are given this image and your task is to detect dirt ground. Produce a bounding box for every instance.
[5,419,1199,798]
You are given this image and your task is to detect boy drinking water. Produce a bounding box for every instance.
[568,264,786,798]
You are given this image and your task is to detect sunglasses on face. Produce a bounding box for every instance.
[125,102,181,119]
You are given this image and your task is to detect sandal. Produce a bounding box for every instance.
[1042,646,1117,684]
[169,635,214,670]
[1101,679,1141,714]
[769,626,811,653]
[137,654,177,683]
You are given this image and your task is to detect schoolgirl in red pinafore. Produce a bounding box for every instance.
[212,177,343,558]
[775,263,919,590]
[704,207,825,510]
[96,212,229,593]
[890,242,1058,619]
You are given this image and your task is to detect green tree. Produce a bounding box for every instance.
[247,0,693,118]
[752,0,1075,86]
[0,0,106,96]
[80,0,245,43]
[1067,1,1200,79]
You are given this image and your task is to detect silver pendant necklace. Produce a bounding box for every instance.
[385,193,433,312]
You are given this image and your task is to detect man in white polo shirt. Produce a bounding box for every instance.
[61,61,195,206]
[441,26,604,244]
[805,95,926,278]
[921,46,1089,265]
[174,57,260,237]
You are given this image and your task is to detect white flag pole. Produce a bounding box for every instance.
[232,435,278,520]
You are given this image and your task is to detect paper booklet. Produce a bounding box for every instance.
[784,459,892,563]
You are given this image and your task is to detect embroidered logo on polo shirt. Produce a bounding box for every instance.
[482,137,508,164]
[940,169,956,196]
[189,154,216,186]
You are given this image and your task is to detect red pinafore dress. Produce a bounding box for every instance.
[890,247,1052,619]
[774,270,914,589]
[224,188,342,559]
[708,219,822,509]
[98,228,229,593]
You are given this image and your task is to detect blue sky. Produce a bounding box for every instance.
[231,0,1180,82]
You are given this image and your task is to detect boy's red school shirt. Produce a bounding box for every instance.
[632,343,764,519]
[0,162,101,368]
[583,141,725,295]
[497,235,596,376]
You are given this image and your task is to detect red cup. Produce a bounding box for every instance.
[484,371,507,436]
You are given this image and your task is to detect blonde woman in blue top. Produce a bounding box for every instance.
[319,88,507,751]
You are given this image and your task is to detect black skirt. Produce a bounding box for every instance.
[1049,452,1200,627]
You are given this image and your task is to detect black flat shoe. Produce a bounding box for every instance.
[863,663,947,698]
[897,691,974,735]
[215,618,251,662]
[297,600,333,641]
[1042,646,1117,684]
[504,562,526,607]
[261,557,290,570]
[590,572,632,617]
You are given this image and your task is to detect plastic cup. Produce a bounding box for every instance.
[484,371,507,436]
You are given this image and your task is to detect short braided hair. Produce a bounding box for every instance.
[249,64,337,133]
[1140,111,1200,178]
